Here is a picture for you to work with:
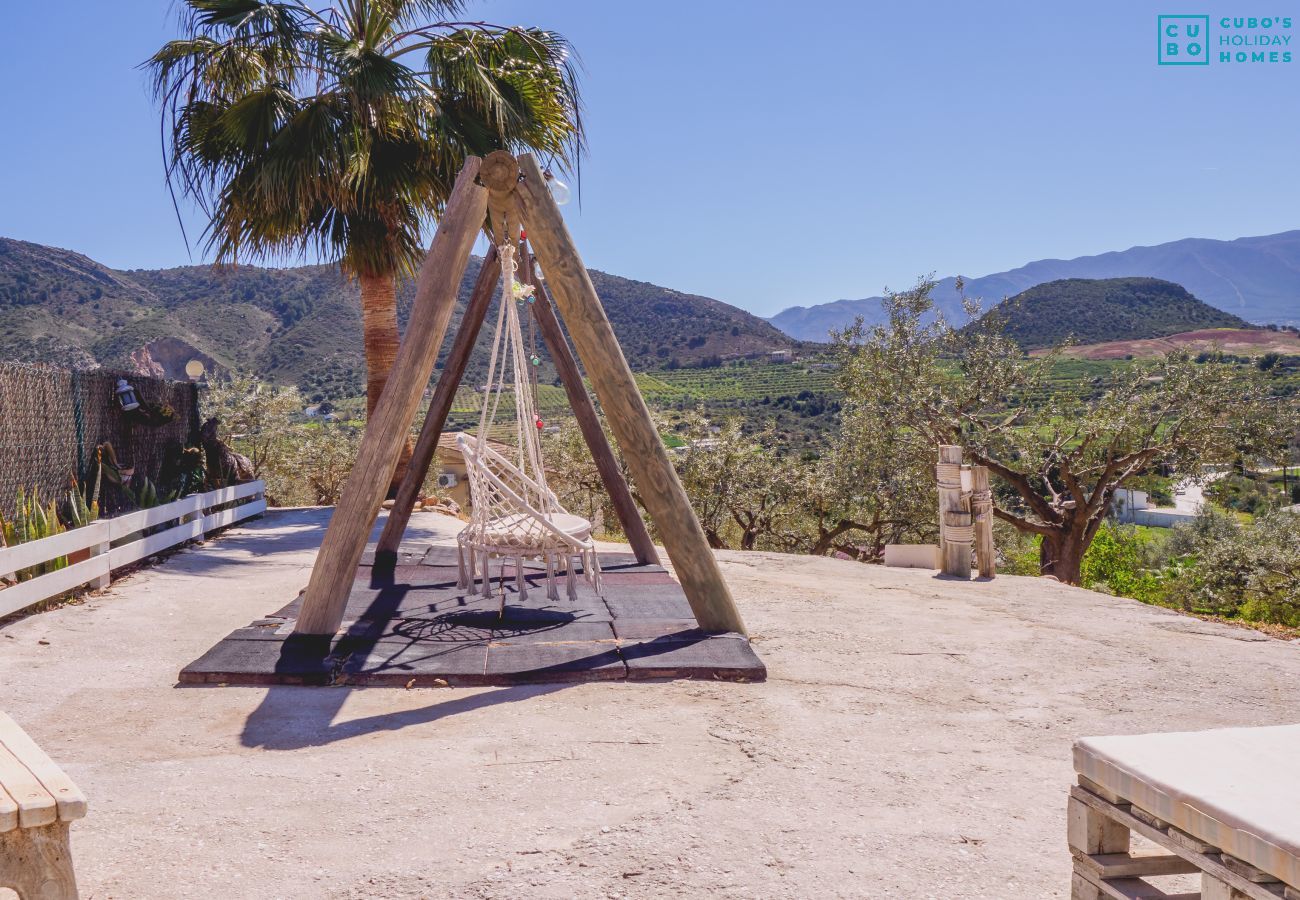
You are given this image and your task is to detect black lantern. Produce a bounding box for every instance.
[114,378,140,412]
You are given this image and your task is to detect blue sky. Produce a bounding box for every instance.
[1,1,1297,317]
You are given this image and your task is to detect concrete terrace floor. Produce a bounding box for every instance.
[2,508,1299,900]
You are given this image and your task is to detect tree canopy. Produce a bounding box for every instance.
[147,0,582,278]
[834,279,1285,583]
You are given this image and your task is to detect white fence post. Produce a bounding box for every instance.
[91,531,112,591]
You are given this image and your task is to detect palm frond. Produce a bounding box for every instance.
[145,0,583,272]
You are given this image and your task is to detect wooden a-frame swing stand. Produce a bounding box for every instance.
[292,152,748,639]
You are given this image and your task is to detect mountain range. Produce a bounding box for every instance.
[4,231,1293,403]
[0,237,798,401]
[769,230,1300,340]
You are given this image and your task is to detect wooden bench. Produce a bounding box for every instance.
[0,713,86,900]
[1070,725,1300,900]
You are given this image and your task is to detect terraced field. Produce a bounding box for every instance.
[436,351,1299,447]
[1049,327,1300,361]
[437,359,844,442]
[442,382,572,439]
[651,363,839,402]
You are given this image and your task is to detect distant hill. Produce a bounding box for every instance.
[769,230,1300,340]
[972,277,1249,350]
[1047,327,1300,361]
[0,238,798,401]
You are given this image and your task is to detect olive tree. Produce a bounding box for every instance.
[675,419,791,550]
[203,374,304,480]
[835,279,1282,584]
[776,421,935,559]
[541,420,635,539]
[675,416,935,559]
[204,374,362,506]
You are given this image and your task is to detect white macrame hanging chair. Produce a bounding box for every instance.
[456,242,602,607]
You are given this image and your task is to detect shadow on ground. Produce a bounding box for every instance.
[238,682,573,750]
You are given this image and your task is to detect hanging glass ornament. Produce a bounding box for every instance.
[511,280,535,302]
[544,170,571,206]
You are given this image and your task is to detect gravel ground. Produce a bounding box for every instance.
[1,507,1297,899]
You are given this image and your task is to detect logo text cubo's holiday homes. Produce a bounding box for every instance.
[1158,14,1293,65]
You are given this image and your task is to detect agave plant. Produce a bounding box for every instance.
[129,476,161,511]
[0,487,69,581]
[63,475,100,530]
[146,0,583,489]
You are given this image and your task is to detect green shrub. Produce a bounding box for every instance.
[994,520,1042,576]
[1080,522,1171,605]
[1168,509,1300,625]
[1207,473,1289,514]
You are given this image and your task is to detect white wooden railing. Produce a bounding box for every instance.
[0,481,266,619]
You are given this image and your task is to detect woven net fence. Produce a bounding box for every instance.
[0,362,200,519]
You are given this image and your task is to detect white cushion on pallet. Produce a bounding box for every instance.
[1075,724,1300,888]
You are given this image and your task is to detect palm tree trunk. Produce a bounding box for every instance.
[358,272,413,494]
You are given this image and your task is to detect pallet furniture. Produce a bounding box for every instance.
[1070,725,1300,899]
[882,544,941,568]
[0,712,87,900]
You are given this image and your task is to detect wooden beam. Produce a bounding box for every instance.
[375,245,500,560]
[971,464,995,578]
[937,445,971,578]
[1072,850,1199,879]
[294,158,487,635]
[1202,875,1251,900]
[521,248,660,566]
[1220,855,1284,886]
[0,821,78,900]
[1069,796,1130,855]
[504,152,746,634]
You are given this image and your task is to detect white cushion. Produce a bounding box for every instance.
[478,512,592,547]
[1075,724,1300,886]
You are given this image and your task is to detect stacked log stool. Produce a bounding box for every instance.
[936,445,996,579]
[0,712,86,900]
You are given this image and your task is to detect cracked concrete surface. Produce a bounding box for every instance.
[1,507,1297,899]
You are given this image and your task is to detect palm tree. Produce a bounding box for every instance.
[147,0,582,486]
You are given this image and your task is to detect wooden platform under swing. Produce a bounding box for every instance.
[179,544,764,685]
[180,151,765,687]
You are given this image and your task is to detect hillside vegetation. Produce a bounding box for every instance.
[975,277,1248,350]
[0,238,799,399]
